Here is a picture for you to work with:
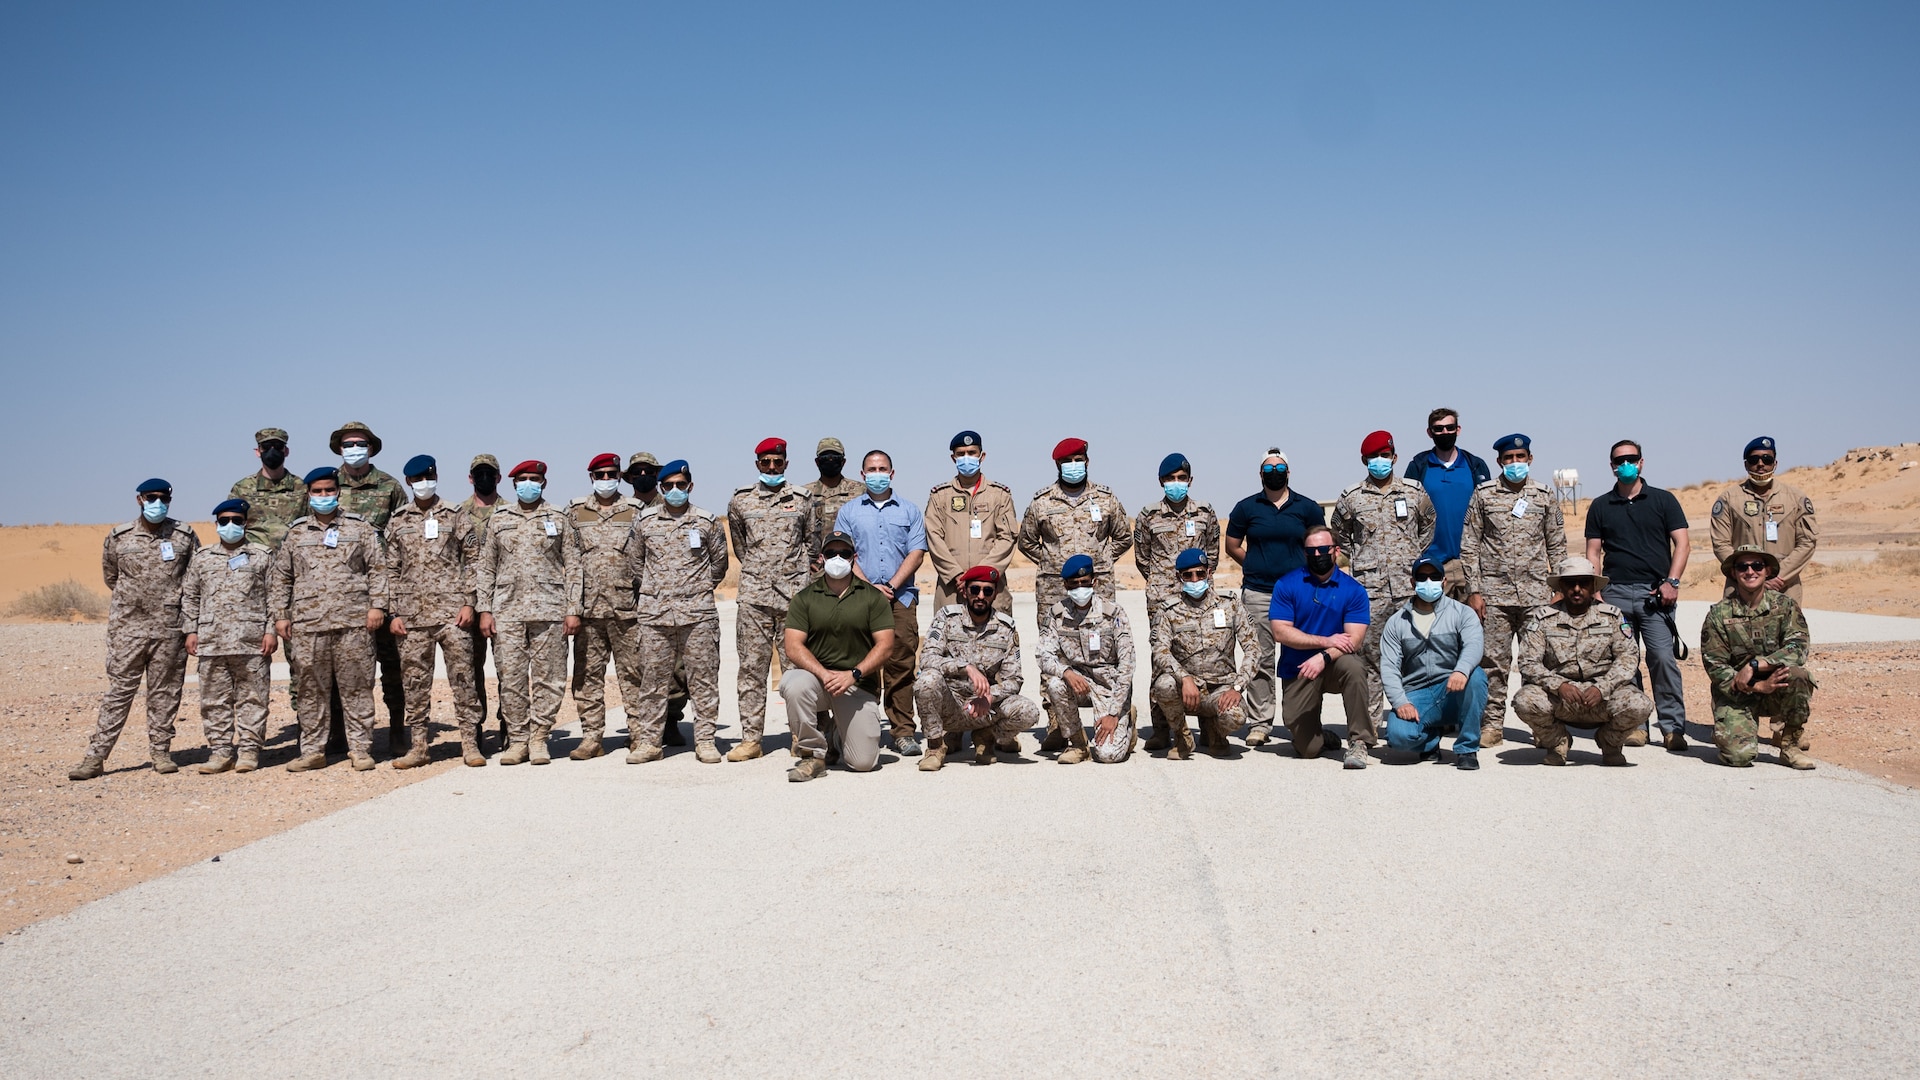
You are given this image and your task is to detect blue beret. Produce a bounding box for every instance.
[1158,453,1190,479]
[1174,548,1207,572]
[212,498,249,518]
[1492,433,1530,453]
[950,430,982,452]
[1744,436,1775,457]
[1061,554,1095,579]
[660,459,691,479]
[135,478,171,495]
[302,466,339,486]
[402,454,436,478]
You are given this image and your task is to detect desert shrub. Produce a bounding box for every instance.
[6,580,107,620]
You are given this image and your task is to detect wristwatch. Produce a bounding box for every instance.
[850,666,864,682]
[1664,577,1681,587]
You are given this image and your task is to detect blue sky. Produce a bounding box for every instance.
[3,2,1916,524]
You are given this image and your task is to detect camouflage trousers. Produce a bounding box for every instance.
[1150,674,1243,744]
[570,616,643,740]
[399,622,481,737]
[1712,678,1813,768]
[1478,604,1532,735]
[1045,669,1135,762]
[90,631,188,758]
[494,620,569,742]
[633,617,721,747]
[1511,683,1648,756]
[910,674,1042,743]
[195,653,271,753]
[734,602,790,742]
[289,628,375,756]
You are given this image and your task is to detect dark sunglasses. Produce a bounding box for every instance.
[1413,570,1444,582]
[216,516,246,526]
[1611,454,1643,465]
[964,585,997,597]
[1429,423,1460,433]
[591,470,621,480]
[1177,569,1209,581]
[757,456,788,466]
[1305,545,1334,556]
[1731,560,1769,573]
[660,479,691,491]
[1745,455,1775,466]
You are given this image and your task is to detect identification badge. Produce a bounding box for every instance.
[1087,630,1101,652]
[1089,505,1102,522]
[969,518,982,539]
[159,541,176,562]
[1185,520,1197,537]
[228,552,249,570]
[324,528,339,549]
[1394,499,1408,519]
[1765,520,1779,542]
[1511,498,1529,518]
[424,518,439,539]
[1213,608,1228,629]
[543,519,558,538]
[688,529,701,549]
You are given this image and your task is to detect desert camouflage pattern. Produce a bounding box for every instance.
[803,476,863,557]
[270,514,390,631]
[474,499,583,622]
[228,471,307,549]
[1710,479,1818,601]
[290,627,376,756]
[925,477,1019,609]
[88,634,188,758]
[627,503,729,624]
[914,604,1035,741]
[1133,495,1221,606]
[1701,590,1816,767]
[336,466,406,532]
[493,618,569,743]
[569,615,643,740]
[1512,600,1649,755]
[1152,588,1258,691]
[728,482,813,607]
[631,619,722,747]
[1460,479,1567,607]
[103,518,200,639]
[1038,596,1136,729]
[570,494,644,619]
[400,621,481,736]
[1332,476,1436,707]
[195,653,271,753]
[181,541,274,656]
[385,500,478,627]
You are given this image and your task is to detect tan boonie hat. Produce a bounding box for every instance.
[1546,555,1610,593]
[469,453,500,472]
[1721,544,1780,579]
[329,421,381,457]
[254,427,289,445]
[626,452,660,469]
[816,437,845,455]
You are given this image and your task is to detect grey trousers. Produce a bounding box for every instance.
[1603,583,1688,735]
[780,669,883,772]
[1239,586,1277,731]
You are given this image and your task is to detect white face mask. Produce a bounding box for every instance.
[341,446,370,467]
[593,478,621,498]
[410,479,438,501]
[1066,586,1095,607]
[823,555,853,580]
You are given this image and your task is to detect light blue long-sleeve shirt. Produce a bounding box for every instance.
[1380,595,1485,708]
[833,490,927,607]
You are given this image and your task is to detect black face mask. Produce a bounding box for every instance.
[260,445,287,470]
[471,469,499,497]
[817,454,845,481]
[1306,550,1336,575]
[1432,433,1457,453]
[1260,469,1289,492]
[630,472,659,494]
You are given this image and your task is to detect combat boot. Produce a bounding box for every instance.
[151,747,179,774]
[1208,719,1242,759]
[1039,726,1069,753]
[1779,733,1816,771]
[1482,723,1505,748]
[974,732,998,765]
[725,739,763,762]
[391,726,432,769]
[498,741,530,766]
[68,755,105,781]
[1601,747,1629,766]
[570,734,606,761]
[1166,721,1195,760]
[1243,726,1270,747]
[943,732,963,754]
[695,741,722,764]
[1541,741,1569,767]
[286,752,328,772]
[626,743,662,764]
[1143,702,1170,752]
[199,750,235,774]
[349,751,376,772]
[234,751,260,774]
[918,744,947,772]
[528,729,552,765]
[1624,727,1649,747]
[1058,727,1091,764]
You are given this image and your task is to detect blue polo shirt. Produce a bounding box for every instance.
[1225,490,1326,593]
[1267,566,1371,680]
[1412,452,1481,564]
[833,490,927,607]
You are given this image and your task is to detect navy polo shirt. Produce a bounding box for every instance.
[1267,567,1371,680]
[1225,490,1326,592]
[1414,452,1481,564]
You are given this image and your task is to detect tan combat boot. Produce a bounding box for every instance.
[199,750,235,774]
[498,741,530,766]
[460,727,486,767]
[349,751,376,772]
[286,752,328,772]
[695,741,722,764]
[1779,731,1816,770]
[569,734,605,761]
[68,755,105,781]
[1039,726,1069,753]
[725,739,763,762]
[1624,727,1649,747]
[1058,729,1090,764]
[391,726,432,770]
[626,742,662,764]
[151,747,179,774]
[234,750,260,773]
[918,744,947,772]
[1166,720,1195,761]
[974,731,998,765]
[1541,739,1569,767]
[528,729,552,765]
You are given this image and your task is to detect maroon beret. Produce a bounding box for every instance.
[959,565,1003,587]
[509,459,547,478]
[755,437,787,456]
[1360,430,1395,458]
[588,452,621,472]
[1051,437,1088,462]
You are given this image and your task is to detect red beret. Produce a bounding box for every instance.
[1360,430,1395,458]
[588,452,621,472]
[509,459,547,478]
[754,437,787,456]
[1052,437,1088,462]
[959,565,1002,587]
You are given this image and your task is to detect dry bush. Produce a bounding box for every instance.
[6,580,107,620]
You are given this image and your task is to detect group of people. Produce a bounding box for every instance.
[69,412,1822,783]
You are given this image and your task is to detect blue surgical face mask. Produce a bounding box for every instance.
[1614,462,1640,482]
[663,487,690,507]
[514,480,543,503]
[953,455,981,477]
[759,473,786,488]
[141,499,169,523]
[1366,457,1394,480]
[1503,462,1530,484]
[308,494,339,516]
[1162,481,1189,502]
[217,522,246,544]
[1181,579,1210,599]
[1414,580,1444,603]
[863,472,891,495]
[1059,461,1087,485]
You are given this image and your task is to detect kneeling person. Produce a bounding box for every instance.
[1150,549,1259,760]
[1511,556,1647,766]
[182,499,276,774]
[1038,555,1138,763]
[1702,546,1817,770]
[781,531,895,781]
[1381,558,1488,770]
[912,566,1044,771]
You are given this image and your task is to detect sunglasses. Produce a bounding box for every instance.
[757,456,787,467]
[1611,454,1642,465]
[1731,560,1769,574]
[340,440,369,448]
[964,585,997,597]
[216,516,246,526]
[1745,455,1775,466]
[1305,545,1334,557]
[591,470,621,480]
[660,479,691,491]
[1429,423,1460,433]
[1177,569,1209,581]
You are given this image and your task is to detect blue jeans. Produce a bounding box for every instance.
[1385,668,1488,755]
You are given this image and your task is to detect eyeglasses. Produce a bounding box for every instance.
[1413,573,1443,583]
[822,548,854,560]
[216,516,246,527]
[964,585,997,597]
[660,479,691,491]
[591,470,621,480]
[1610,454,1642,465]
[1745,455,1775,466]
[340,440,369,448]
[1177,569,1209,581]
[757,456,787,467]
[1305,545,1334,557]
[1429,423,1460,434]
[1731,561,1769,573]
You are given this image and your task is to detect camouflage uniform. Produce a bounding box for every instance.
[336,461,407,738]
[1460,477,1566,741]
[181,540,274,755]
[804,476,863,564]
[88,518,201,761]
[1149,587,1261,751]
[386,499,482,755]
[627,502,730,748]
[924,477,1019,612]
[229,472,307,550]
[1330,476,1435,711]
[1017,481,1131,629]
[270,514,388,757]
[567,494,647,744]
[1037,597,1137,762]
[1512,601,1648,758]
[728,481,813,742]
[1701,589,1816,768]
[912,605,1043,744]
[1710,480,1818,602]
[1133,495,1221,611]
[457,490,508,736]
[475,499,581,754]
[630,483,690,739]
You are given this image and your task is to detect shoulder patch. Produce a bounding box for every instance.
[1339,482,1363,497]
[1474,479,1499,490]
[108,522,136,537]
[1801,497,1813,515]
[1400,477,1425,491]
[1217,587,1240,603]
[638,506,661,519]
[994,612,1018,627]
[1711,498,1725,517]
[989,480,1011,492]
[941,604,965,616]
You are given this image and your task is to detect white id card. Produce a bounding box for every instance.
[1765,520,1779,542]
[1394,499,1408,519]
[688,529,701,549]
[1511,498,1529,518]
[159,541,176,561]
[969,518,982,539]
[228,552,249,570]
[1213,608,1228,628]
[1087,630,1101,652]
[324,528,339,549]
[543,519,558,538]
[424,518,439,539]
[1185,520,1197,536]
[1089,505,1102,522]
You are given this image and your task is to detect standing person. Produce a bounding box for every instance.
[567,453,647,762]
[70,479,202,781]
[459,454,508,750]
[180,499,276,774]
[1701,546,1818,770]
[1133,453,1220,750]
[228,427,306,731]
[269,468,388,772]
[728,438,815,761]
[328,421,408,752]
[1149,549,1260,761]
[1017,437,1132,628]
[626,451,688,746]
[386,456,483,768]
[474,461,582,766]
[1403,408,1491,600]
[1512,556,1647,767]
[626,460,730,764]
[780,531,896,781]
[1584,439,1691,751]
[924,430,1019,614]
[1037,556,1138,764]
[914,566,1044,771]
[804,438,862,568]
[834,450,929,757]
[1330,430,1435,716]
[1710,436,1818,602]
[1380,558,1488,770]
[1268,525,1373,767]
[1460,433,1565,747]
[1224,449,1326,746]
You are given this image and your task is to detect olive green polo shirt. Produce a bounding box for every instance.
[785,575,894,693]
